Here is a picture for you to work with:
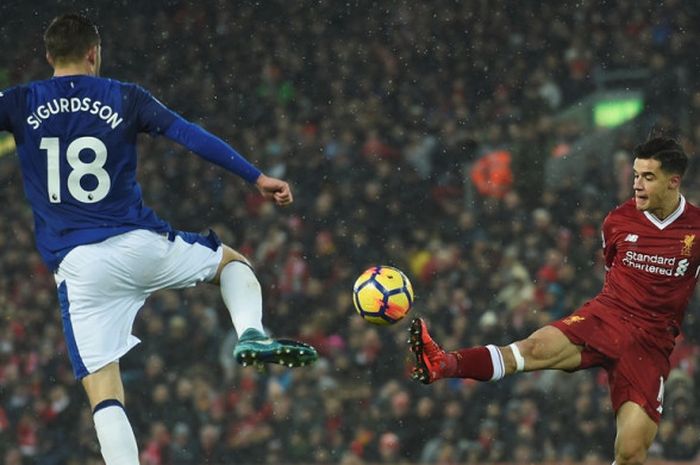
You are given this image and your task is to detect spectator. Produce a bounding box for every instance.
[1,1,699,463]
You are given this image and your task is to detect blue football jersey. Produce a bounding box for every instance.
[0,76,178,270]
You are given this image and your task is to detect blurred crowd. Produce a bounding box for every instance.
[1,1,700,464]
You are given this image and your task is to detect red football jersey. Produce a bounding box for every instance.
[596,196,700,335]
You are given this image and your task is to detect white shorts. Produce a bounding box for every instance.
[54,229,223,379]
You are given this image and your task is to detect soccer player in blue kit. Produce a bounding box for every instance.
[0,14,318,464]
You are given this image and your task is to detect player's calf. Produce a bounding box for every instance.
[509,325,583,372]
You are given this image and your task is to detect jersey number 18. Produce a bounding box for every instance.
[40,136,111,204]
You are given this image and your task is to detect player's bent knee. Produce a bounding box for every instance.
[615,402,656,465]
[220,245,251,266]
[615,441,648,465]
[213,245,253,283]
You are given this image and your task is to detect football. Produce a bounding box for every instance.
[352,265,414,325]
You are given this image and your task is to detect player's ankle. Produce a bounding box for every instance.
[443,352,458,377]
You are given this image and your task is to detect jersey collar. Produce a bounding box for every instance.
[643,195,686,230]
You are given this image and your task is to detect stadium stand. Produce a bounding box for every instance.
[1,1,699,463]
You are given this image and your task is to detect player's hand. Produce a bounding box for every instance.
[255,174,293,206]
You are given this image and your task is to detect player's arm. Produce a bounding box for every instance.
[164,118,261,183]
[164,118,292,205]
[601,213,616,271]
[134,85,292,205]
[0,87,17,133]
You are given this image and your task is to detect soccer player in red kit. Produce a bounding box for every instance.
[409,137,698,465]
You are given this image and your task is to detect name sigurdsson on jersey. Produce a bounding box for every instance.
[27,97,123,130]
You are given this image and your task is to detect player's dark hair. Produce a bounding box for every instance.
[633,137,688,177]
[44,14,100,63]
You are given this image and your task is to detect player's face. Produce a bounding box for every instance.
[632,158,679,215]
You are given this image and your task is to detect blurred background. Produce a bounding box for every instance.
[1,1,699,464]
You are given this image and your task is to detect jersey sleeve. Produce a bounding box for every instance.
[129,84,179,135]
[601,212,617,270]
[0,87,18,133]
[164,118,262,183]
[127,84,261,183]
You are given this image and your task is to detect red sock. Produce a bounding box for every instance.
[448,346,495,381]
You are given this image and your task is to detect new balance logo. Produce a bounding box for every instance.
[625,234,639,242]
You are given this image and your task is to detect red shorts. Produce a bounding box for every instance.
[549,300,675,423]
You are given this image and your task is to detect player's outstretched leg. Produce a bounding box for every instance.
[233,329,318,368]
[408,317,508,383]
[408,317,452,384]
[217,250,318,368]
